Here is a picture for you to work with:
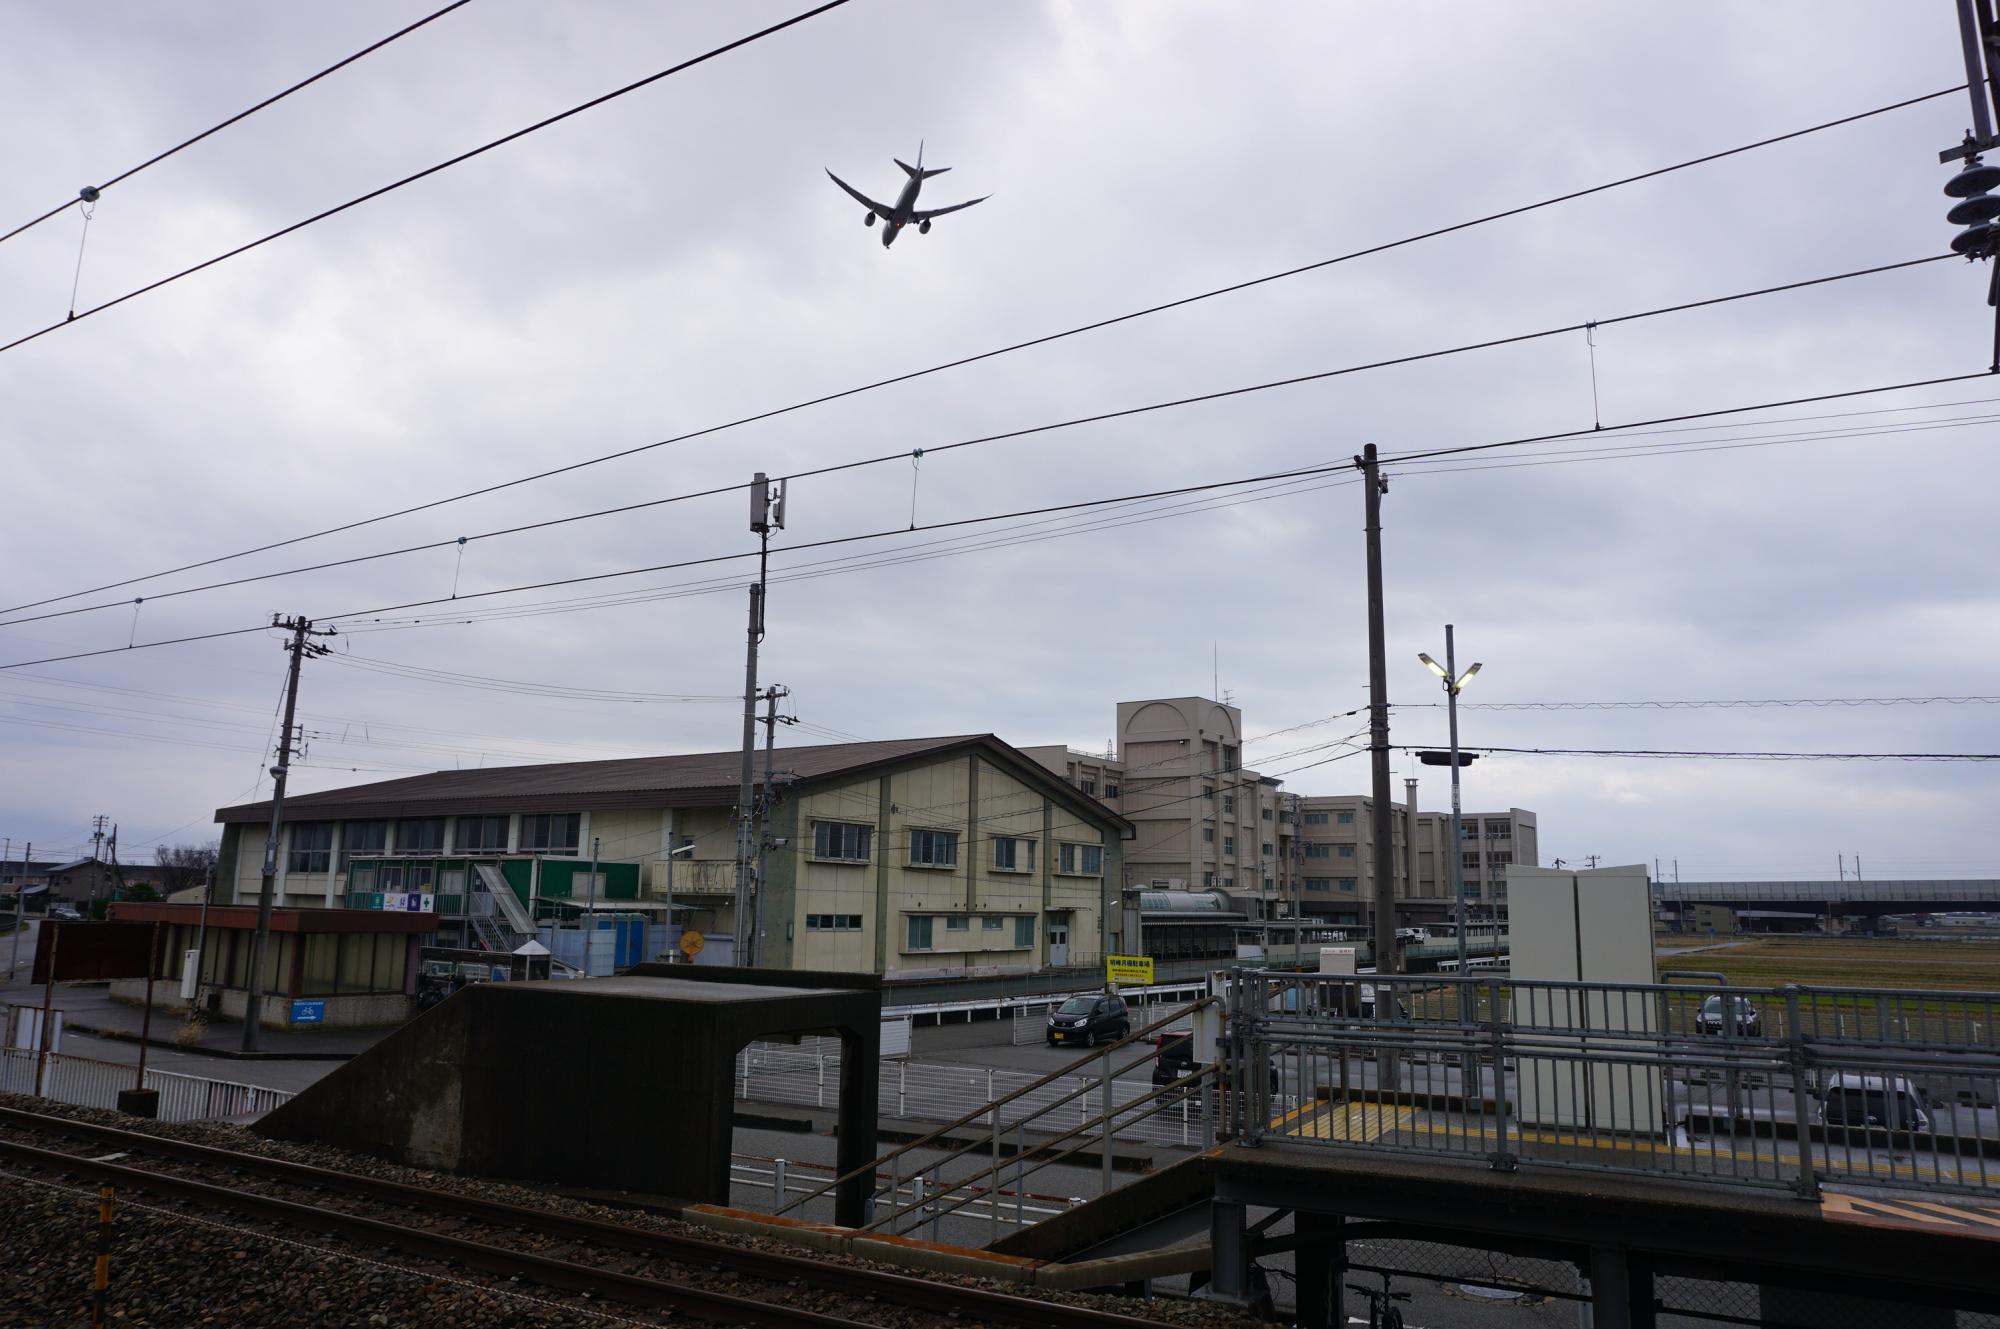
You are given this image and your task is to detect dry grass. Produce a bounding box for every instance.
[1655,936,2000,992]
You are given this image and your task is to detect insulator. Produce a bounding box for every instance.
[1950,220,1997,255]
[1945,158,2000,198]
[1948,192,2000,225]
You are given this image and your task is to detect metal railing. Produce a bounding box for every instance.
[1,1046,295,1121]
[1226,970,2000,1198]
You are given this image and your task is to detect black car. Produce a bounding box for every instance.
[1046,994,1130,1047]
[1151,1033,1281,1093]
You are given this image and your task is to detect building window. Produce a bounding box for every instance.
[1203,871,1216,887]
[1262,842,1274,857]
[1202,827,1215,844]
[982,915,1004,931]
[1081,845,1102,874]
[1338,877,1358,891]
[812,821,873,862]
[1305,845,1330,860]
[1488,821,1512,839]
[396,818,445,855]
[1202,785,1215,801]
[1279,809,1293,824]
[1336,811,1354,825]
[1305,812,1329,826]
[910,829,958,867]
[1014,916,1035,947]
[1306,877,1332,892]
[1058,843,1076,873]
[1080,780,1096,796]
[457,816,508,853]
[1105,784,1120,799]
[1262,807,1273,821]
[1223,836,1236,856]
[806,914,862,931]
[1223,745,1239,772]
[341,820,387,869]
[992,836,1036,872]
[287,824,332,874]
[519,814,580,854]
[1337,845,1356,859]
[907,916,934,950]
[1222,794,1235,815]
[946,915,970,931]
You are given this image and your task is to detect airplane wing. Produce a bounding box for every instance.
[910,195,990,223]
[826,169,894,219]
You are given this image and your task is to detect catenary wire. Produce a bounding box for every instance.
[1404,745,2000,762]
[0,1,476,246]
[0,251,1948,631]
[0,0,852,362]
[0,85,1963,616]
[1401,696,2000,710]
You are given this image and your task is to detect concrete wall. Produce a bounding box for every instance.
[109,978,410,1028]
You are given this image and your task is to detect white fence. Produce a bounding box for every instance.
[1,1047,295,1122]
[735,1040,1236,1149]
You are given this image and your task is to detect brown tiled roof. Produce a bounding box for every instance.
[215,734,1127,831]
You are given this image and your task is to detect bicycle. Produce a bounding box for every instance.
[1346,1272,1412,1329]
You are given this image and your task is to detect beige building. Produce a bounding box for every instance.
[1025,697,1295,918]
[1293,793,1538,923]
[213,735,1129,980]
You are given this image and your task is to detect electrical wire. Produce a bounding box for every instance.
[1406,745,2000,762]
[0,251,1947,631]
[1,84,1963,616]
[1402,696,2000,711]
[0,1,476,247]
[0,0,852,361]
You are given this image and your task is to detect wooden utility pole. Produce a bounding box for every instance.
[1358,445,1397,978]
[242,615,334,1052]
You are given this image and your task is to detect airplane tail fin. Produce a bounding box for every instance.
[894,158,950,180]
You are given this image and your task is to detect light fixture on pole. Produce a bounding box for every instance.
[1418,626,1482,979]
[663,837,696,963]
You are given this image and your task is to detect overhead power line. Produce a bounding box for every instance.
[0,0,851,360]
[0,252,1953,630]
[0,85,1961,617]
[0,1,475,247]
[1404,695,2000,710]
[1412,745,2000,762]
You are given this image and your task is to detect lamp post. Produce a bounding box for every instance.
[1419,626,1482,978]
[663,837,695,961]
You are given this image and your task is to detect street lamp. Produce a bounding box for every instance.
[663,837,696,962]
[1419,625,1482,978]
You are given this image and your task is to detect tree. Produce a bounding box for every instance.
[154,843,219,899]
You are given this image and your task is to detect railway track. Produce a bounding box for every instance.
[0,1104,1178,1329]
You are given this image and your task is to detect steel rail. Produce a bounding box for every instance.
[0,1105,1178,1329]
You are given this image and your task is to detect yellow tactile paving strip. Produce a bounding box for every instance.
[1821,1192,2000,1241]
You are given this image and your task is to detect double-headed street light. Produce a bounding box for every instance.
[1419,626,1482,978]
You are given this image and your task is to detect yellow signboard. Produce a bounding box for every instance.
[1105,954,1154,986]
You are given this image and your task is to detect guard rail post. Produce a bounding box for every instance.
[1783,985,1820,1200]
[1486,973,1515,1171]
[772,1158,788,1212]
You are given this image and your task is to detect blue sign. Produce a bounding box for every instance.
[290,999,326,1025]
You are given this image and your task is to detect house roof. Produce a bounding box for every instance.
[216,733,1134,834]
[48,858,104,874]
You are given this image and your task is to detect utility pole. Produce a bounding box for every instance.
[242,615,334,1053]
[1420,627,1481,978]
[752,683,791,968]
[9,840,27,983]
[736,473,784,965]
[1358,444,1397,979]
[1403,776,1419,909]
[1584,854,1601,870]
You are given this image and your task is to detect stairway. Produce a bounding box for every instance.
[469,864,533,953]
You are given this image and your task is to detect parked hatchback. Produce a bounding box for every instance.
[1046,995,1129,1047]
[1821,1073,1931,1133]
[1695,994,1761,1037]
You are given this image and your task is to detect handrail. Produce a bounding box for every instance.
[775,996,1214,1219]
[874,1061,1220,1236]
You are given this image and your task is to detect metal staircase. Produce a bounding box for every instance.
[469,864,534,953]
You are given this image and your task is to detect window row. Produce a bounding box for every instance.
[810,823,1099,875]
[284,813,582,874]
[805,913,862,932]
[906,915,1036,951]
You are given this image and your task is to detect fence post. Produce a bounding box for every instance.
[1783,986,1820,1200]
[1487,974,1515,1171]
[773,1158,788,1212]
[990,1099,1001,1244]
[1099,1046,1114,1192]
[817,1054,825,1109]
[986,1068,995,1125]
[898,1061,906,1117]
[1015,1120,1027,1227]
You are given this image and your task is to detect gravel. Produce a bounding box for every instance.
[0,1094,1263,1329]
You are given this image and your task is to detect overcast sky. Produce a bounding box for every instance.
[0,2,1993,881]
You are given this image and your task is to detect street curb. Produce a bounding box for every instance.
[64,1022,362,1062]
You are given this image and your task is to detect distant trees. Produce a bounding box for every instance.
[154,843,219,898]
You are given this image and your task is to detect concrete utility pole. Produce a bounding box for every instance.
[735,473,785,963]
[1358,444,1397,979]
[1421,626,1481,977]
[1403,776,1419,908]
[242,615,334,1053]
[752,683,791,968]
[9,840,27,982]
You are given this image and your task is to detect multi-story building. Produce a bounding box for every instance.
[212,734,1129,981]
[1025,697,1294,918]
[1292,793,1538,924]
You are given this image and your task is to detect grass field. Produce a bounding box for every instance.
[1655,935,2000,992]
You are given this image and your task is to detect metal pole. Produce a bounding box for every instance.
[586,836,600,975]
[1958,0,1997,143]
[8,840,27,982]
[1359,444,1400,1094]
[1100,1045,1114,1192]
[1447,625,1469,978]
[190,861,212,1008]
[135,922,157,1092]
[735,473,775,965]
[243,616,314,1053]
[753,684,786,968]
[35,923,59,1097]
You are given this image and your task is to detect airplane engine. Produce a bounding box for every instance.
[864,211,876,227]
[919,219,932,235]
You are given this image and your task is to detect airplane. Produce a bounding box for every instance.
[826,142,988,248]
